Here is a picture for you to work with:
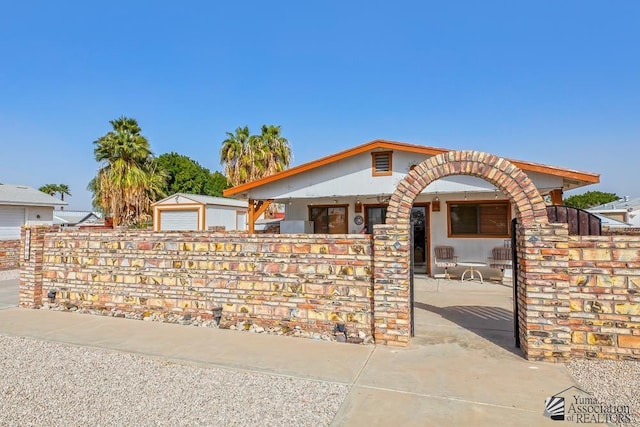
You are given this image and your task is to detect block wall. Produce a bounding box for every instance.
[0,239,20,271]
[568,234,640,359]
[20,228,374,339]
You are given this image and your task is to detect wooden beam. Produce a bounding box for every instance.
[248,199,256,233]
[254,199,274,220]
[247,199,274,233]
[549,189,563,205]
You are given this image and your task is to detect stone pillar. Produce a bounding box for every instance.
[19,225,53,308]
[372,223,411,346]
[517,222,571,362]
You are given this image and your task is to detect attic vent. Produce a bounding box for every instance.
[372,152,392,176]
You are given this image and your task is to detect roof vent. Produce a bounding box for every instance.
[624,196,629,202]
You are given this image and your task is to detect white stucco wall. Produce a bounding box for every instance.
[246,150,563,200]
[26,207,54,225]
[206,206,244,230]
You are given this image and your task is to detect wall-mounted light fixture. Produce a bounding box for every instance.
[355,198,362,213]
[432,196,440,212]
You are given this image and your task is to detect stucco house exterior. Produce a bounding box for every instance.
[224,140,600,276]
[152,193,248,231]
[0,184,66,271]
[53,210,102,227]
[588,196,640,227]
[0,184,66,240]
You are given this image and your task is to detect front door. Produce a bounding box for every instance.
[365,203,430,275]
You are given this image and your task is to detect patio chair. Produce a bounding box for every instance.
[488,247,512,284]
[434,246,457,279]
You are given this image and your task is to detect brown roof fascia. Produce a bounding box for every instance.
[223,139,599,196]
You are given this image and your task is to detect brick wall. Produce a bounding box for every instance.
[0,239,20,271]
[568,234,640,359]
[21,228,374,339]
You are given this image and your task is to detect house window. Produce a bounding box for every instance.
[371,152,392,176]
[309,205,348,234]
[448,201,511,237]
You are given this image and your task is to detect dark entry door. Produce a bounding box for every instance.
[366,204,430,275]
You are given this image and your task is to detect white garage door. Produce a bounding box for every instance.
[0,207,25,240]
[160,210,199,231]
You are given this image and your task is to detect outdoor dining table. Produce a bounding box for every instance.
[457,261,486,284]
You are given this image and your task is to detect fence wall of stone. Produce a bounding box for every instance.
[0,239,20,271]
[568,234,640,359]
[19,227,375,339]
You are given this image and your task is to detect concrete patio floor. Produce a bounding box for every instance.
[0,275,576,426]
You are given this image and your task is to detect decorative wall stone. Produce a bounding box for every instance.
[568,233,640,360]
[21,228,374,341]
[0,239,20,271]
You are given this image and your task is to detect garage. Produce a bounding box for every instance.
[158,209,199,231]
[0,207,25,240]
[152,193,248,232]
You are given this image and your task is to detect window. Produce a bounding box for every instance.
[309,205,348,234]
[448,201,510,237]
[371,152,392,176]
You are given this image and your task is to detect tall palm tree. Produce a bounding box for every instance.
[258,125,291,176]
[219,125,291,186]
[57,184,71,202]
[220,126,253,186]
[89,116,165,227]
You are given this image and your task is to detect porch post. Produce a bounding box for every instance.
[549,189,563,205]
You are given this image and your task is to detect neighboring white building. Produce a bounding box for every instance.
[152,193,248,231]
[588,196,640,227]
[224,139,600,276]
[53,210,102,227]
[0,184,67,240]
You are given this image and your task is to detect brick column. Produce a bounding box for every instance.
[517,222,571,362]
[19,226,53,308]
[372,223,411,346]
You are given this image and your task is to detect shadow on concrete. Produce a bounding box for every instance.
[414,301,522,357]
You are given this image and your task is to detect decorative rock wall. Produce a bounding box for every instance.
[20,228,374,340]
[568,234,640,359]
[0,239,20,271]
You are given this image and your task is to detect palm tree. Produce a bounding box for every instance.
[220,125,292,186]
[57,184,71,202]
[220,126,253,186]
[89,116,166,227]
[258,125,291,176]
[39,184,59,196]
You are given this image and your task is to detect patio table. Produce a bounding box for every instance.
[458,261,486,284]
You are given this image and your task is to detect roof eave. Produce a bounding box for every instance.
[223,139,601,197]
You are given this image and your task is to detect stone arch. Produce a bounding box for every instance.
[385,150,548,226]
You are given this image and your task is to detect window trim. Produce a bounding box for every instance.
[446,200,511,238]
[308,204,349,234]
[371,151,393,176]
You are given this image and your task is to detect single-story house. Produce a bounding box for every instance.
[152,193,248,231]
[588,196,640,227]
[53,210,102,227]
[223,139,600,276]
[0,184,67,240]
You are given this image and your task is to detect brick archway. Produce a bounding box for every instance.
[372,151,569,361]
[385,151,548,225]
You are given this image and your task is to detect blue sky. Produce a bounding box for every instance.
[1,1,638,210]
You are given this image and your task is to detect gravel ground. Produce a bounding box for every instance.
[566,358,640,425]
[0,335,349,427]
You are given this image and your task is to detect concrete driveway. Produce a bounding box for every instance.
[0,277,18,310]
[0,275,576,426]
